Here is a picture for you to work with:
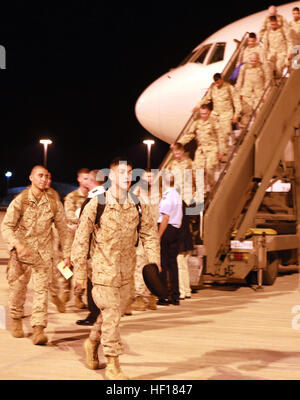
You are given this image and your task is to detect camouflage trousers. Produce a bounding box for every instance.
[89,283,131,356]
[240,93,264,130]
[213,111,233,156]
[194,147,218,191]
[266,51,287,80]
[134,241,151,298]
[49,259,70,298]
[177,252,192,298]
[7,250,51,327]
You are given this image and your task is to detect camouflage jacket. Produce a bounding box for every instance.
[236,62,268,97]
[1,188,70,264]
[71,188,161,287]
[263,26,291,56]
[196,81,242,119]
[179,116,219,152]
[168,157,195,205]
[289,19,300,47]
[64,189,87,225]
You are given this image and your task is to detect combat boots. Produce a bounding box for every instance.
[131,296,147,311]
[11,318,24,338]
[105,356,129,380]
[146,295,157,310]
[51,295,65,313]
[32,325,48,345]
[75,294,86,309]
[83,338,100,370]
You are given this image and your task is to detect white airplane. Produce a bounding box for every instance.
[135,1,299,144]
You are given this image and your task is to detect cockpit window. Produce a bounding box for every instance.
[193,44,212,64]
[179,44,212,66]
[208,42,226,64]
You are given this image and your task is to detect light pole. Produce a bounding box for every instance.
[143,139,155,169]
[5,171,12,194]
[39,139,52,168]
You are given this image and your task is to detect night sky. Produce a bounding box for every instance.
[0,0,293,193]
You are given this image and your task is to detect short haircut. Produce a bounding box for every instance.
[77,168,89,176]
[269,15,277,21]
[293,7,300,12]
[30,165,48,175]
[248,32,257,39]
[90,169,106,184]
[213,72,222,81]
[200,104,211,110]
[173,142,184,150]
[109,157,133,169]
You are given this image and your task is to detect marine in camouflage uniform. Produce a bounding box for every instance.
[168,143,194,299]
[131,170,160,312]
[63,169,89,308]
[45,177,69,313]
[194,73,242,159]
[237,33,264,65]
[262,16,292,81]
[178,104,219,192]
[236,52,269,129]
[258,5,288,41]
[71,159,160,380]
[1,166,70,344]
[289,7,300,56]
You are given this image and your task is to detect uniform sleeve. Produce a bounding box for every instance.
[1,195,23,251]
[178,121,197,146]
[53,200,71,259]
[139,204,161,266]
[64,192,79,224]
[259,17,268,41]
[71,197,97,280]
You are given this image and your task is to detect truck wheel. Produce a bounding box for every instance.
[263,257,279,285]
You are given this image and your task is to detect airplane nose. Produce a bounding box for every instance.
[135,81,165,141]
[135,65,208,144]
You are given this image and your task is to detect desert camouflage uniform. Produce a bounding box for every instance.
[167,157,195,205]
[262,26,291,80]
[178,116,219,191]
[236,61,268,128]
[289,18,300,48]
[259,14,288,41]
[45,187,69,299]
[1,188,70,327]
[237,43,265,65]
[133,187,160,304]
[71,188,160,356]
[196,82,242,156]
[168,157,195,299]
[63,188,87,298]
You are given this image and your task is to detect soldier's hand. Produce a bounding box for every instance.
[232,117,238,124]
[67,223,78,232]
[15,243,31,258]
[157,264,162,273]
[63,257,71,267]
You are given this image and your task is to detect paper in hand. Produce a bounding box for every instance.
[57,260,73,280]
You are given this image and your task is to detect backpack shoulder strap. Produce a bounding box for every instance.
[95,192,107,227]
[129,191,142,247]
